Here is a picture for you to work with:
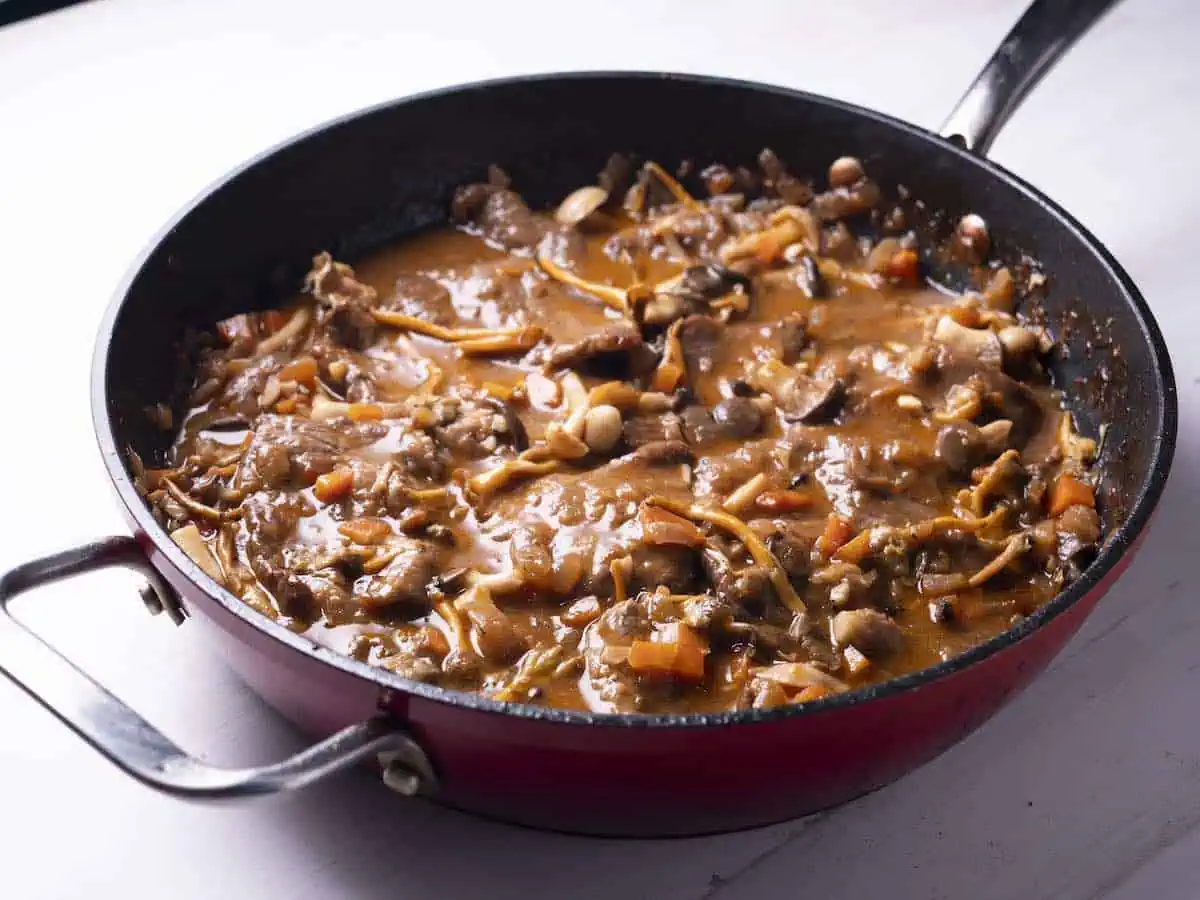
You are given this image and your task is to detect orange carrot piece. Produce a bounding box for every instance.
[314,468,354,504]
[1048,474,1095,517]
[817,514,855,557]
[274,395,300,414]
[338,517,393,544]
[628,640,706,683]
[628,624,707,682]
[348,403,384,422]
[279,355,319,386]
[884,249,920,284]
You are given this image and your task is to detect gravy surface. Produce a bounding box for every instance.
[139,153,1103,713]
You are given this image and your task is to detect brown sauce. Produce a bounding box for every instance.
[137,153,1104,714]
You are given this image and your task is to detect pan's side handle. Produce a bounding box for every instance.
[0,537,436,800]
[941,0,1122,156]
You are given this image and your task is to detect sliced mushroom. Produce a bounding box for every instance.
[750,360,844,424]
[712,396,763,438]
[555,185,609,226]
[831,609,903,657]
[933,316,1003,369]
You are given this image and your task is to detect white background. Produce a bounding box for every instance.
[0,0,1196,897]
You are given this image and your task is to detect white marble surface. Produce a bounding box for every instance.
[0,0,1195,897]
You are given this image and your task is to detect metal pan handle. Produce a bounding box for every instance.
[0,537,436,800]
[941,0,1122,156]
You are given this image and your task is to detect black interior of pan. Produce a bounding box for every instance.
[102,72,1170,542]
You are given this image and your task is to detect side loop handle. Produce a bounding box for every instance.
[0,537,436,800]
[940,0,1122,156]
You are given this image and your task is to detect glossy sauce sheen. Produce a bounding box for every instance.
[145,159,1103,714]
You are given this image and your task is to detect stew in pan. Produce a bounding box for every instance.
[135,151,1103,713]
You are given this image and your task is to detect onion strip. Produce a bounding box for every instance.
[371,309,532,343]
[255,306,312,357]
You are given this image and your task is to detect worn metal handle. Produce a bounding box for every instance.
[0,537,436,800]
[941,0,1122,155]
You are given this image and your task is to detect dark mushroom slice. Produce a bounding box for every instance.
[711,397,764,438]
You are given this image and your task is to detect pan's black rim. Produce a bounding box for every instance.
[92,71,1179,730]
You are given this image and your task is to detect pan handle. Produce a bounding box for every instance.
[940,0,1122,156]
[0,537,437,800]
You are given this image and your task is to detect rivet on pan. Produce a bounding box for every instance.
[138,577,188,626]
[139,582,165,617]
[380,759,423,796]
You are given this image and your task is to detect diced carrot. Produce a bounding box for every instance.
[1048,474,1095,517]
[834,528,872,564]
[816,514,855,557]
[261,310,288,335]
[754,490,814,513]
[639,504,707,548]
[347,403,384,422]
[338,517,393,545]
[628,637,705,683]
[274,395,300,414]
[883,249,920,284]
[650,361,685,393]
[660,622,707,654]
[278,356,319,386]
[420,625,450,658]
[313,468,354,504]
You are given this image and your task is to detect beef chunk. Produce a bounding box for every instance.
[435,401,516,459]
[630,546,698,593]
[701,548,772,614]
[631,440,693,465]
[237,416,381,491]
[778,313,809,363]
[306,253,379,349]
[216,354,283,419]
[353,538,442,609]
[623,412,683,448]
[679,405,724,446]
[395,429,448,480]
[766,523,816,582]
[382,274,456,327]
[546,320,644,373]
[677,315,723,376]
[458,187,549,251]
[675,265,750,303]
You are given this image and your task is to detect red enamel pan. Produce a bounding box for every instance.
[0,0,1175,835]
